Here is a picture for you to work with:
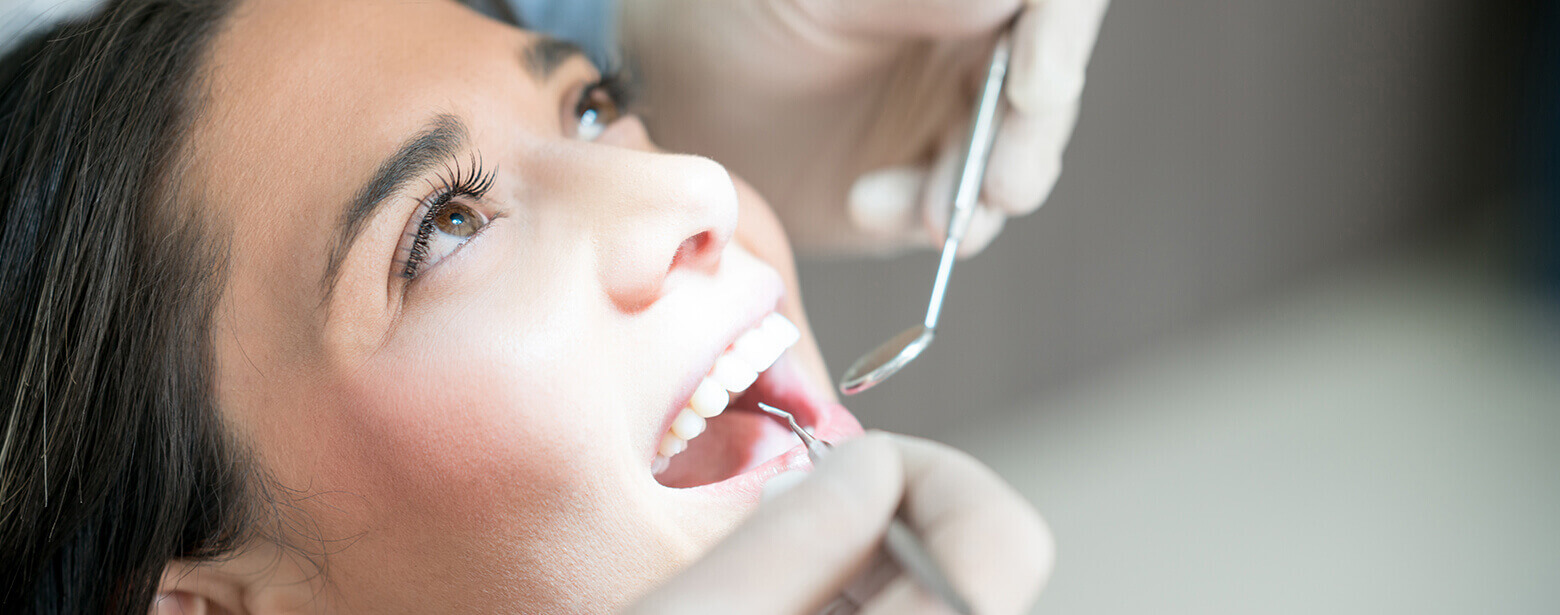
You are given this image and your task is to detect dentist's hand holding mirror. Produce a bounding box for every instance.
[623,433,1054,615]
[623,0,1110,256]
[619,1,1102,611]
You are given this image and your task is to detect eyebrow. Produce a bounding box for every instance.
[524,36,587,82]
[321,113,469,303]
[319,37,588,304]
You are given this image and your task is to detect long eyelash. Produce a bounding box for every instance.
[399,153,495,279]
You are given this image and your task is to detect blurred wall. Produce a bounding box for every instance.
[799,0,1516,434]
[946,250,1560,614]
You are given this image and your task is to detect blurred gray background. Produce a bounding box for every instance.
[803,0,1519,436]
[798,1,1558,613]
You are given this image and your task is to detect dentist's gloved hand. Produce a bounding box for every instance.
[624,432,1053,615]
[620,0,1109,257]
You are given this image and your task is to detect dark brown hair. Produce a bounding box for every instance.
[0,1,253,612]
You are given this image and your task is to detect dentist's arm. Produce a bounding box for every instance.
[625,432,1054,615]
[619,0,1110,256]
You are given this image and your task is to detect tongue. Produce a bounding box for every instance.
[656,408,797,488]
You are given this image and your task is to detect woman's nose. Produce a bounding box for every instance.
[574,121,738,311]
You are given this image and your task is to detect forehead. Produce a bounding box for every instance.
[198,0,512,210]
[192,0,548,359]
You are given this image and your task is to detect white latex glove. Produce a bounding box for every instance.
[621,0,1109,257]
[623,433,1054,615]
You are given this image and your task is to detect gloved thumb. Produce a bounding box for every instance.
[849,166,929,245]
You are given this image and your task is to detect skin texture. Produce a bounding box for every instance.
[177,1,839,611]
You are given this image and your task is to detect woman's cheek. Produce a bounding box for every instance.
[729,174,836,402]
[333,376,555,509]
[732,176,794,275]
[324,328,606,526]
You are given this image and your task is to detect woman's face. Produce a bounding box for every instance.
[194,0,861,611]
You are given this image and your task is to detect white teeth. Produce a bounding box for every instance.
[653,312,802,478]
[761,312,802,348]
[730,334,773,372]
[733,312,801,374]
[711,355,758,393]
[689,378,729,418]
[659,433,688,457]
[670,408,707,440]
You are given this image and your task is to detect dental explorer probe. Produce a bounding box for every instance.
[756,403,975,615]
[840,22,1015,396]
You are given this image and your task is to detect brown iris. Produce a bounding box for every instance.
[434,203,480,238]
[575,85,622,137]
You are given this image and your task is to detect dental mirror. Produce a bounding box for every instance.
[840,27,1013,396]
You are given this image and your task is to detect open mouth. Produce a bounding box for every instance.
[652,313,827,489]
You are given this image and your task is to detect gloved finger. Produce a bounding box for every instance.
[956,203,1007,258]
[920,127,1010,259]
[855,578,949,615]
[816,550,899,614]
[859,435,1055,615]
[982,102,1076,217]
[796,0,1023,39]
[849,165,935,249]
[623,434,905,615]
[919,124,968,244]
[1007,0,1111,114]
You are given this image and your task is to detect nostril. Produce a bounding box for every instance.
[670,230,714,272]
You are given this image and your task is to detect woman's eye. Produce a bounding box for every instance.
[574,82,624,141]
[434,204,481,238]
[401,201,488,279]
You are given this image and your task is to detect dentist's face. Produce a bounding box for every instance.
[197,0,860,611]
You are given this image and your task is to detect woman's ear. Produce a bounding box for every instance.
[150,589,212,615]
[154,544,321,615]
[154,559,244,615]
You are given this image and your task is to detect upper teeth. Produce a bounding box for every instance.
[653,312,802,475]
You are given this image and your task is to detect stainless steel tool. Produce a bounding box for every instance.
[839,26,1015,396]
[757,403,975,615]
